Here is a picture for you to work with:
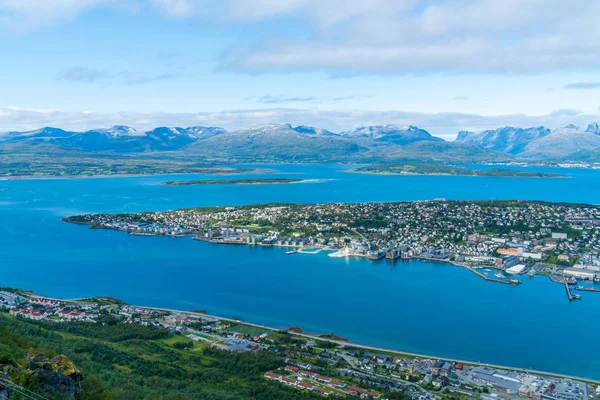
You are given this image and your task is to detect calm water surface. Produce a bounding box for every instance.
[1,164,600,379]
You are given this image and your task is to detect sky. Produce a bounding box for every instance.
[1,0,600,139]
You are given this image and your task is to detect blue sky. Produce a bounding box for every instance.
[1,0,600,139]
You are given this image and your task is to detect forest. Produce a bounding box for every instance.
[0,313,329,399]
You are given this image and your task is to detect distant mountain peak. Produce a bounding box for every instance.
[456,130,474,141]
[455,126,550,155]
[31,127,66,134]
[292,125,336,136]
[7,126,72,139]
[183,126,227,140]
[89,125,139,137]
[110,125,136,132]
[237,123,287,132]
[586,122,600,134]
[563,124,581,130]
[340,124,442,146]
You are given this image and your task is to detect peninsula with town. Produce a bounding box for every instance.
[64,200,600,301]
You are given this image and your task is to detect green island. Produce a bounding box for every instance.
[347,163,566,178]
[162,178,304,186]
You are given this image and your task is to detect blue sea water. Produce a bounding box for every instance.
[1,164,600,379]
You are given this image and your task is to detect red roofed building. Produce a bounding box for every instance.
[298,382,314,390]
[347,386,366,396]
[69,311,82,320]
[281,377,297,386]
[264,371,282,380]
[316,375,332,383]
[315,387,333,395]
[285,366,300,373]
[300,370,317,378]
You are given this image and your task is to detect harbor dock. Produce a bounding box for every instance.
[574,286,599,293]
[564,282,582,301]
[456,264,515,285]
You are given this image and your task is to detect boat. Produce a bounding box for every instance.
[285,250,297,255]
[495,273,505,279]
[509,278,522,285]
[572,294,582,300]
[484,268,492,272]
[574,286,599,292]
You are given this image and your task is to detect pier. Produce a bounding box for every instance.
[456,264,513,285]
[564,282,582,301]
[285,248,325,255]
[297,248,324,255]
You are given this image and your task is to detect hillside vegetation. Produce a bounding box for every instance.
[0,313,323,400]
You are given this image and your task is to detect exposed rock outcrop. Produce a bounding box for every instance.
[26,350,83,399]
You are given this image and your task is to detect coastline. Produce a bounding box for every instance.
[64,220,563,292]
[0,168,276,181]
[161,178,305,186]
[343,170,569,178]
[24,290,600,384]
[6,164,600,392]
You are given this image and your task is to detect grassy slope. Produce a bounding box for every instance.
[0,313,323,400]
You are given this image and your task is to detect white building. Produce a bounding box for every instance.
[506,264,526,274]
[563,268,595,279]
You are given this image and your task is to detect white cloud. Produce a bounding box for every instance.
[149,0,196,17]
[158,0,600,75]
[123,72,176,85]
[1,105,599,140]
[248,95,318,104]
[2,0,600,74]
[218,0,600,74]
[549,109,582,117]
[57,67,111,83]
[564,82,600,90]
[0,0,120,31]
[55,68,176,85]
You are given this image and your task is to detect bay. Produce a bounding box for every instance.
[1,164,599,379]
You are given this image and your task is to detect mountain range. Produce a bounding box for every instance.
[3,122,600,163]
[455,123,600,160]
